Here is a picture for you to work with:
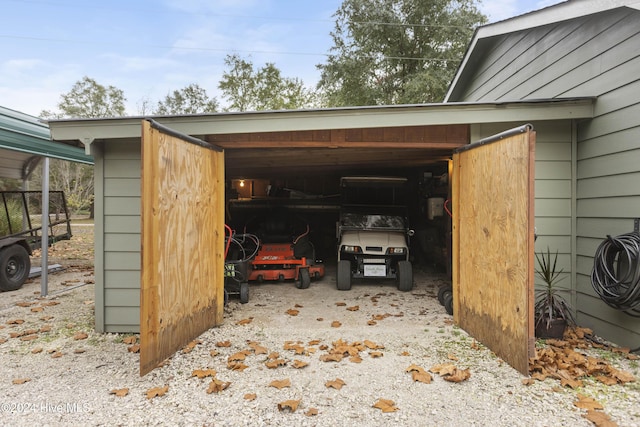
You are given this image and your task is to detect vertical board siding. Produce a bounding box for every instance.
[103,139,142,333]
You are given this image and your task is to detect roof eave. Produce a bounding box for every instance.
[49,99,595,144]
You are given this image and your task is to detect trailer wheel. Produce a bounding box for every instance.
[397,260,413,292]
[239,282,249,304]
[437,284,452,306]
[0,244,31,292]
[296,268,311,289]
[336,260,351,291]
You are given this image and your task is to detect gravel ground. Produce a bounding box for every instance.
[1,226,639,426]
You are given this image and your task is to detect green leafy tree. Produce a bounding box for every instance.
[153,83,219,115]
[218,54,316,111]
[40,76,126,118]
[38,76,126,216]
[317,0,487,106]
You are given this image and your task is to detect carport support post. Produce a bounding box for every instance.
[40,157,49,297]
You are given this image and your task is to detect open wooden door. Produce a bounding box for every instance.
[140,119,225,376]
[451,124,536,375]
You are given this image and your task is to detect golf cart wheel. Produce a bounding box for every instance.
[437,284,452,306]
[443,292,453,315]
[296,268,311,289]
[336,260,352,291]
[397,260,413,292]
[240,282,249,304]
[0,244,31,292]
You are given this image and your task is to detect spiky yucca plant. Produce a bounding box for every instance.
[534,248,575,330]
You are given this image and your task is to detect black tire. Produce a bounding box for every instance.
[224,289,229,306]
[336,260,352,291]
[239,282,249,304]
[397,260,413,292]
[0,244,31,292]
[444,292,453,315]
[438,284,452,306]
[297,268,311,289]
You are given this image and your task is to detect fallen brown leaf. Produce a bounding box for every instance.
[228,352,247,362]
[244,393,257,401]
[373,398,398,413]
[335,302,346,306]
[265,359,287,369]
[12,378,30,384]
[347,306,359,311]
[209,349,219,357]
[74,348,86,354]
[325,378,346,390]
[286,309,299,316]
[369,351,384,358]
[39,325,52,333]
[20,334,38,342]
[31,347,43,354]
[109,388,129,397]
[7,319,24,325]
[15,302,35,307]
[51,351,63,358]
[574,394,604,411]
[122,336,137,345]
[269,379,291,389]
[236,318,253,325]
[146,385,168,399]
[583,409,617,427]
[207,378,230,394]
[191,369,217,379]
[216,340,232,347]
[277,399,300,412]
[331,321,341,328]
[367,320,377,326]
[227,362,249,371]
[73,332,88,340]
[127,344,140,353]
[305,408,319,416]
[292,360,309,369]
[30,307,44,313]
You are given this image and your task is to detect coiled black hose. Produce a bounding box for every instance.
[591,231,640,318]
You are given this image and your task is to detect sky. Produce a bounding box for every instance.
[1,0,563,117]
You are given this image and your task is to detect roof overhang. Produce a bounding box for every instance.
[48,98,594,178]
[0,106,93,180]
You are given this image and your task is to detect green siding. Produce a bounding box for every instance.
[101,139,142,333]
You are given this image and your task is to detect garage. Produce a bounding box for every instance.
[47,98,593,374]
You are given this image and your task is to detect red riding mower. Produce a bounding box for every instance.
[245,212,325,289]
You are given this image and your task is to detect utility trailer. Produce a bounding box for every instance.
[0,191,72,291]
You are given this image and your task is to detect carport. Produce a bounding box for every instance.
[47,98,594,374]
[0,106,93,294]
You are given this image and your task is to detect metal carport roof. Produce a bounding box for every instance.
[0,106,93,180]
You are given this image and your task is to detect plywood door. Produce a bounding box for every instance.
[451,125,536,375]
[140,120,225,376]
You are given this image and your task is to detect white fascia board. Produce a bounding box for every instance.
[48,99,594,144]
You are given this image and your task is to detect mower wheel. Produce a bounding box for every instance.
[437,284,452,306]
[256,275,264,283]
[224,289,229,306]
[240,282,249,304]
[336,260,352,291]
[278,274,285,282]
[296,268,311,289]
[397,260,413,292]
[443,292,453,315]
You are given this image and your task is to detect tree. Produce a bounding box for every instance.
[218,54,317,112]
[40,76,126,118]
[316,0,487,106]
[153,83,219,115]
[37,76,126,216]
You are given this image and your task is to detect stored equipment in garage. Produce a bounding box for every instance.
[336,176,414,291]
[245,211,325,289]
